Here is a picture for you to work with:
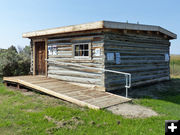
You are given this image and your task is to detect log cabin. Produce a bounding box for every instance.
[23,21,177,91]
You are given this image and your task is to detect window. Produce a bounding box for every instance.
[74,44,89,57]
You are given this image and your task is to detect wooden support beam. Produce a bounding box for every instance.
[17,84,20,89]
[45,38,48,77]
[33,42,36,75]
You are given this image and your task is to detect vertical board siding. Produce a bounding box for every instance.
[47,33,105,88]
[104,32,170,91]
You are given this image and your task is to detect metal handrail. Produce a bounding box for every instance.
[45,59,131,97]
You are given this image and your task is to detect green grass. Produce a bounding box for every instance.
[0,77,2,83]
[0,56,180,135]
[0,77,180,135]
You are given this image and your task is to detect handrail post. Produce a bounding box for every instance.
[125,74,128,98]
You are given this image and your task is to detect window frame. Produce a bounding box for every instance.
[73,43,91,59]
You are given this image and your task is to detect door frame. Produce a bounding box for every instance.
[33,38,48,77]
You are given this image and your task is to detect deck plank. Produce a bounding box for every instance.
[3,75,132,109]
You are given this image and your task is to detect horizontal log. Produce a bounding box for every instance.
[57,47,72,51]
[48,74,102,85]
[48,55,72,58]
[48,65,104,74]
[104,45,168,52]
[92,43,104,47]
[57,51,72,55]
[48,38,104,46]
[105,63,168,68]
[106,73,169,88]
[105,40,169,49]
[105,56,167,61]
[71,40,92,43]
[48,42,72,46]
[105,69,169,79]
[104,48,168,54]
[48,34,104,43]
[105,59,169,64]
[48,57,104,64]
[48,59,103,67]
[104,33,170,45]
[105,66,169,73]
[48,58,104,64]
[104,51,169,55]
[48,69,102,79]
[105,76,169,91]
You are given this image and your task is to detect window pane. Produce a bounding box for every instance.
[75,45,79,56]
[75,51,79,56]
[79,50,82,56]
[74,44,89,57]
[84,51,88,56]
[80,45,84,56]
[84,44,88,50]
[80,45,83,50]
[75,45,79,52]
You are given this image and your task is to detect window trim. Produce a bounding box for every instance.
[73,43,91,59]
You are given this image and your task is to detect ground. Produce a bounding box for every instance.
[0,76,180,135]
[107,103,158,118]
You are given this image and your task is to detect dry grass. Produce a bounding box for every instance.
[170,55,180,76]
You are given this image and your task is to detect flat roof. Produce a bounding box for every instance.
[22,21,177,39]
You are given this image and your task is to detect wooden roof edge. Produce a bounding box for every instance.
[22,21,104,38]
[103,21,177,39]
[22,20,177,39]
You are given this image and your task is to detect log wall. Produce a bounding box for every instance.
[104,31,170,91]
[46,31,105,89]
[30,29,171,92]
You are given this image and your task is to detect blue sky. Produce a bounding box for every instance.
[0,0,179,54]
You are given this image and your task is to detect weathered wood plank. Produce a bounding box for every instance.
[48,74,102,85]
[3,76,131,109]
[48,70,102,79]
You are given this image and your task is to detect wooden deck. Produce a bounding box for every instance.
[3,76,131,109]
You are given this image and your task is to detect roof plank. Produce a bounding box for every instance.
[22,20,177,39]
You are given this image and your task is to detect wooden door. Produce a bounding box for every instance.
[35,41,45,75]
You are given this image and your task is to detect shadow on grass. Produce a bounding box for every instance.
[111,77,180,105]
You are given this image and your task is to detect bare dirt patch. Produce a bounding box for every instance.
[21,91,35,96]
[23,109,40,113]
[44,115,84,134]
[7,86,35,96]
[107,103,158,118]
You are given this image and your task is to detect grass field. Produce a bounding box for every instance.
[170,55,180,76]
[0,76,180,135]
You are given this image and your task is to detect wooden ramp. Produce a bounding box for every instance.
[3,76,131,109]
